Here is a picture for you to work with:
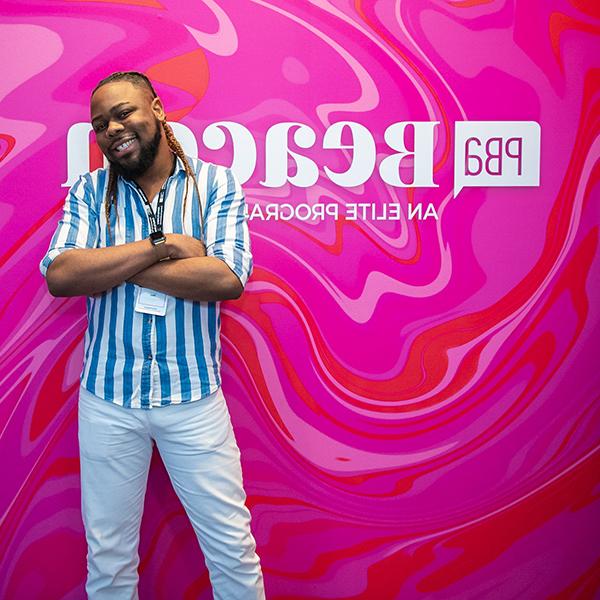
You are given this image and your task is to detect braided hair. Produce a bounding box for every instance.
[92,71,203,242]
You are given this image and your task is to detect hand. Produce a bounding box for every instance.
[165,234,206,260]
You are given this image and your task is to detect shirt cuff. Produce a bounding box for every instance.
[209,247,252,287]
[39,247,71,278]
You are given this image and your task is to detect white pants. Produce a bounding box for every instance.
[78,385,265,600]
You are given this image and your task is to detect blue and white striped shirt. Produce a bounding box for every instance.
[40,156,252,409]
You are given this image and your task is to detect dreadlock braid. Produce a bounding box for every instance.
[104,167,118,243]
[94,71,204,243]
[162,119,204,230]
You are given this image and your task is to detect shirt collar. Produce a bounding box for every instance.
[118,153,187,189]
[172,153,188,177]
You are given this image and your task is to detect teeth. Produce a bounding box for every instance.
[116,138,135,152]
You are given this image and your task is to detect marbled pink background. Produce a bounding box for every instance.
[1,1,599,598]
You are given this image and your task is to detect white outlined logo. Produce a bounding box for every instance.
[454,121,541,196]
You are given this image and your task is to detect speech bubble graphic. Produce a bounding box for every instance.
[454,121,541,196]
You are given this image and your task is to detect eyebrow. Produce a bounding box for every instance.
[91,102,133,124]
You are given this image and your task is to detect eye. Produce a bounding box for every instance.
[119,110,132,119]
[94,122,106,132]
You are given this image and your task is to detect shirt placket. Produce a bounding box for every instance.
[129,181,160,409]
[139,293,155,408]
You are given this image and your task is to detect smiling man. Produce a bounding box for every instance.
[40,72,264,600]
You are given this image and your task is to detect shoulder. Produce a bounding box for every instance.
[184,156,235,179]
[66,168,110,213]
[72,167,109,190]
[184,156,240,195]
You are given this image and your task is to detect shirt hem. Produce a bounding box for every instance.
[80,381,222,409]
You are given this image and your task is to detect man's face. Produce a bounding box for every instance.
[90,81,164,180]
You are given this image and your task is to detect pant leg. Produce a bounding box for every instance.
[150,388,265,600]
[78,386,153,600]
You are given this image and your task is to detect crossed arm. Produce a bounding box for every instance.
[45,233,243,302]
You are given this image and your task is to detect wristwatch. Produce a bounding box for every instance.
[149,230,166,246]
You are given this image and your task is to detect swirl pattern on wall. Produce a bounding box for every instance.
[0,1,599,598]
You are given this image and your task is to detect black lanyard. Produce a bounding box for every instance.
[135,180,168,234]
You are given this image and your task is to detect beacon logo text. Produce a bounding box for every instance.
[65,120,541,197]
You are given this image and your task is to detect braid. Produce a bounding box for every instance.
[104,167,118,243]
[162,120,204,233]
[94,71,204,242]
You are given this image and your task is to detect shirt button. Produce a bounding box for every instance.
[147,354,152,360]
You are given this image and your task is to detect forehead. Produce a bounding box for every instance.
[90,81,153,117]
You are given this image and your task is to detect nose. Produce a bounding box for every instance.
[106,119,124,138]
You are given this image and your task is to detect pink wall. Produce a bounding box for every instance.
[1,1,599,598]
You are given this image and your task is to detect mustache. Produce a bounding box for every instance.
[108,126,162,180]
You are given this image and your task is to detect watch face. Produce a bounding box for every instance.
[150,231,166,245]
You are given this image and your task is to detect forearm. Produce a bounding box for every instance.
[46,240,166,297]
[128,257,243,302]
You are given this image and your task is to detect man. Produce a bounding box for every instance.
[40,72,264,600]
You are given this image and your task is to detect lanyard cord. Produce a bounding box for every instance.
[138,182,168,234]
[131,159,204,239]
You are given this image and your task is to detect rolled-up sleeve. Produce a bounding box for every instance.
[203,165,253,287]
[40,174,100,277]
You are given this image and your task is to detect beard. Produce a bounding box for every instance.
[109,121,162,180]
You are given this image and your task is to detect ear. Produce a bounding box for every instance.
[151,96,166,121]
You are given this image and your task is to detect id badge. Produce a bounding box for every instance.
[134,287,168,316]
